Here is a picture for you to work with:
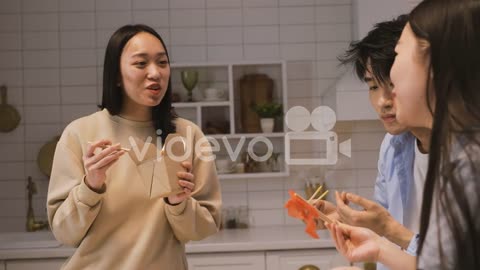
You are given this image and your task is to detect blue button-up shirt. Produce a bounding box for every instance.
[374,132,420,270]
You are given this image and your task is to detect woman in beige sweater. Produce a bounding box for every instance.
[47,24,222,270]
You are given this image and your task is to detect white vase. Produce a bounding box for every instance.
[260,118,274,133]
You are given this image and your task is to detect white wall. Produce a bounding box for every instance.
[0,0,384,232]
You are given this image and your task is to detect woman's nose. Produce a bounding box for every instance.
[147,64,160,80]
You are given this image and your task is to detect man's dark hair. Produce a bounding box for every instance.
[338,14,408,86]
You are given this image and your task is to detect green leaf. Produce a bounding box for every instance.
[251,102,283,118]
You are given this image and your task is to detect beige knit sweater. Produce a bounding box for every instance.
[47,109,222,270]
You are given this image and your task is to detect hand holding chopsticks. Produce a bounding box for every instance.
[297,185,333,224]
[84,140,127,192]
[285,185,336,238]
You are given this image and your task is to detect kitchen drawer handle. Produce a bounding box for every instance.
[299,265,320,270]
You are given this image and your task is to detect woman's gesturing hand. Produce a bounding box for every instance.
[166,161,195,205]
[326,222,382,263]
[83,140,126,191]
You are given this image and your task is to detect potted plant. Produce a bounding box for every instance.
[252,102,282,133]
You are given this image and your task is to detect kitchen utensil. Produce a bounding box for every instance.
[0,85,21,132]
[87,141,131,152]
[37,136,60,177]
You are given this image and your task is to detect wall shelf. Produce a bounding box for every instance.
[171,61,289,179]
[173,101,230,108]
[207,133,285,139]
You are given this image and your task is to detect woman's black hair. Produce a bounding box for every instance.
[338,14,408,86]
[100,24,177,143]
[410,0,480,269]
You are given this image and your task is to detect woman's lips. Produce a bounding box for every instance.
[146,84,161,90]
[146,85,162,95]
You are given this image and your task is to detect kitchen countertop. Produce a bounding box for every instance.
[0,226,335,260]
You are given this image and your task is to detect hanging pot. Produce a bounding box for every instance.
[37,136,60,177]
[0,85,21,132]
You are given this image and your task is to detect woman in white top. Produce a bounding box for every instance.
[327,0,480,269]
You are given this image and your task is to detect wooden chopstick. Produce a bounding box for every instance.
[308,185,323,202]
[87,141,131,152]
[312,190,329,205]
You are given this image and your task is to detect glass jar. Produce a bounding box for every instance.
[224,207,237,229]
[237,206,249,229]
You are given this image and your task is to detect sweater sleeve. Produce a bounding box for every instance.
[164,127,222,243]
[47,128,104,247]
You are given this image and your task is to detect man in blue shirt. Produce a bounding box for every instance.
[315,15,431,269]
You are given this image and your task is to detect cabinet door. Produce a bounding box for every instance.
[6,259,65,270]
[266,249,350,270]
[187,252,265,270]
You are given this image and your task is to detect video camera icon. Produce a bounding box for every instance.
[284,106,351,165]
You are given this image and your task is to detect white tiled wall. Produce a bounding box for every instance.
[0,0,384,232]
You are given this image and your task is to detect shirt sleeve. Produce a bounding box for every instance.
[164,128,222,243]
[374,134,390,209]
[47,128,104,247]
[405,233,419,256]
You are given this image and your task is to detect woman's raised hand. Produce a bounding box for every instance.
[83,139,126,191]
[166,161,195,205]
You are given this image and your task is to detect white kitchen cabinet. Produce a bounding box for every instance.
[1,250,351,270]
[187,251,265,270]
[5,259,65,270]
[266,249,350,270]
